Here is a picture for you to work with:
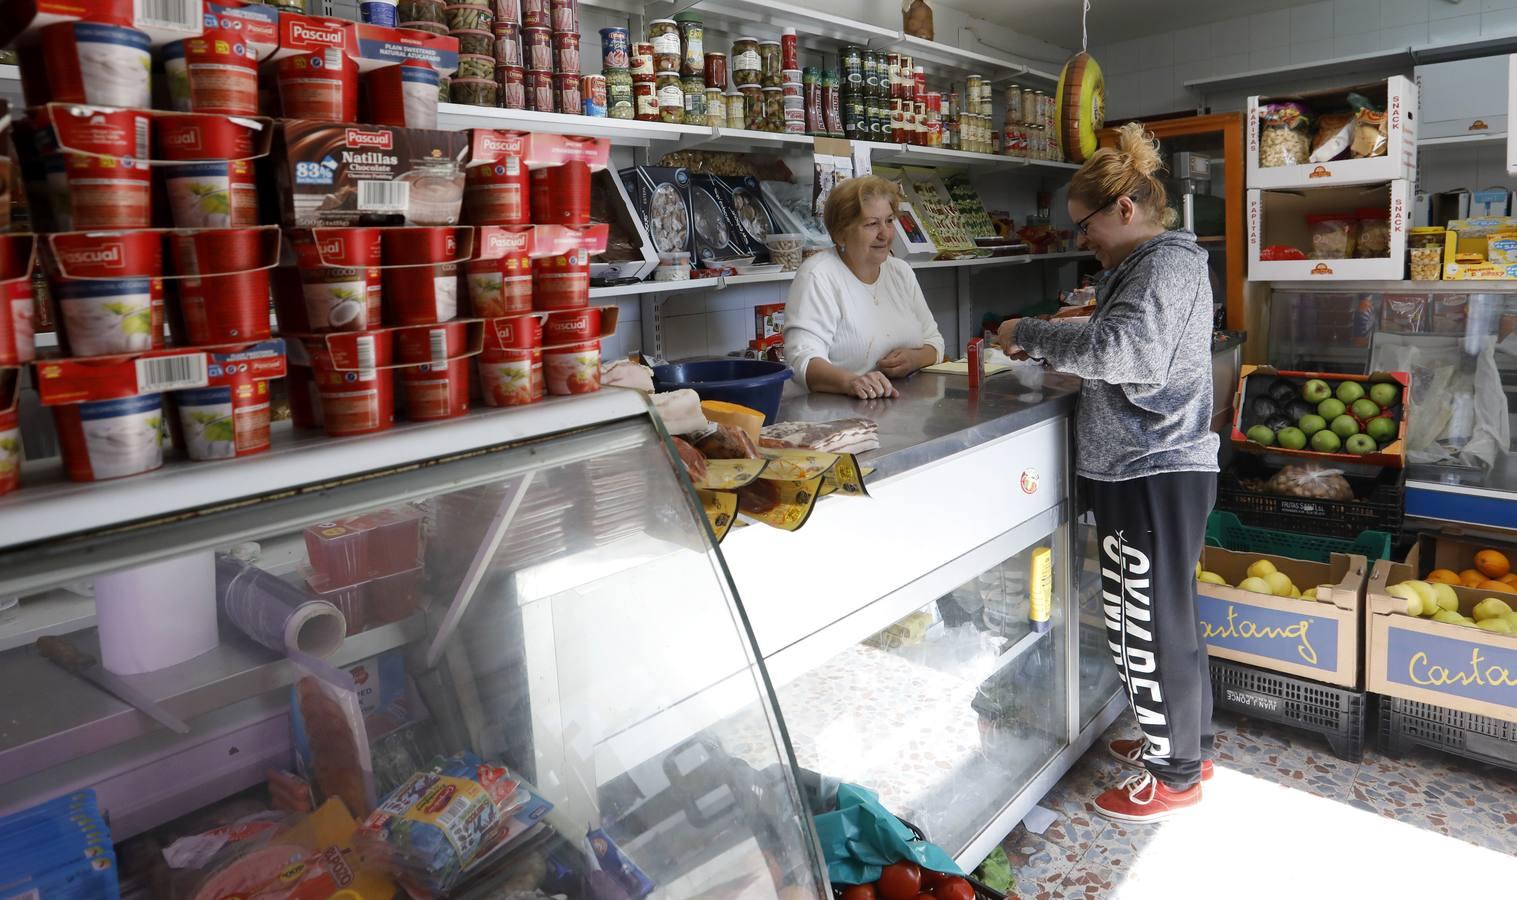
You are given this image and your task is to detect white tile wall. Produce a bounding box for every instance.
[1095,0,1517,119]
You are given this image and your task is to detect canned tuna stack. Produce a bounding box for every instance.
[547,0,580,115]
[599,27,632,119]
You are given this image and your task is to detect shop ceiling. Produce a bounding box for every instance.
[937,0,1468,50]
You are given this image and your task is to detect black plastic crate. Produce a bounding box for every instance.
[1377,695,1517,774]
[1210,657,1367,761]
[1215,453,1404,541]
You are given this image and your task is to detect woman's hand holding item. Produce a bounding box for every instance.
[994,318,1024,358]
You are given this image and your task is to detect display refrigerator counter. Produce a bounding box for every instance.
[0,391,829,899]
[719,367,1126,869]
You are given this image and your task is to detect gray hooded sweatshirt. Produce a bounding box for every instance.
[1015,230,1219,482]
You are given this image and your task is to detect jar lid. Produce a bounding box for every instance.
[673,11,702,22]
[649,18,677,25]
[761,86,783,92]
[736,36,759,43]
[705,51,726,58]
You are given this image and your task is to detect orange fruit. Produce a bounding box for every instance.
[1479,580,1516,595]
[1475,549,1511,579]
[1501,573,1517,587]
[1427,569,1463,585]
[1461,569,1487,588]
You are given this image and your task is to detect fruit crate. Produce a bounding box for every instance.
[1215,454,1404,541]
[1378,695,1517,774]
[1210,657,1368,761]
[1205,511,1393,563]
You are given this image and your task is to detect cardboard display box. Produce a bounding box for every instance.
[1197,546,1369,688]
[1417,532,1517,582]
[1231,364,1410,469]
[1367,557,1517,725]
[1247,76,1417,190]
[1248,180,1410,281]
[1439,217,1517,280]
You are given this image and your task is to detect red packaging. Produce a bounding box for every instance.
[529,161,591,225]
[522,26,552,70]
[544,339,599,394]
[0,406,18,496]
[271,264,311,334]
[290,228,383,333]
[966,336,984,389]
[169,230,275,345]
[53,393,165,482]
[494,0,523,25]
[494,27,522,66]
[380,227,462,325]
[288,363,322,428]
[363,62,441,129]
[400,356,470,419]
[366,565,422,622]
[549,0,577,32]
[497,65,527,108]
[464,161,530,225]
[552,30,579,73]
[532,246,589,310]
[526,70,554,112]
[913,67,926,100]
[276,50,359,123]
[174,375,274,460]
[312,330,395,436]
[552,72,581,115]
[582,74,607,110]
[633,79,657,120]
[46,231,165,358]
[0,236,36,367]
[40,21,152,109]
[395,320,471,364]
[521,0,548,27]
[543,307,599,344]
[57,154,154,231]
[156,114,262,228]
[780,29,797,72]
[164,29,260,115]
[306,570,368,636]
[465,228,533,316]
[479,315,542,406]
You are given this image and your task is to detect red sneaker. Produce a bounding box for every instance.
[1108,738,1214,782]
[1094,771,1202,823]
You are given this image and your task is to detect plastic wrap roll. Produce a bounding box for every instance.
[216,555,347,658]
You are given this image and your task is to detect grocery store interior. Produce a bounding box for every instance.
[7,0,1517,897]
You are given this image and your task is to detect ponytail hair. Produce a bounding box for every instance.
[1070,122,1178,229]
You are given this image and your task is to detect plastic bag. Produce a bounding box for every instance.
[1258,102,1312,167]
[812,783,963,885]
[291,656,377,820]
[1310,112,1354,162]
[1264,464,1354,501]
[1373,330,1510,470]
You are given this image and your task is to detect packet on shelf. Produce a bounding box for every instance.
[1441,217,1517,280]
[272,121,470,227]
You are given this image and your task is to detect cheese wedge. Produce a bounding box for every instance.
[701,400,764,440]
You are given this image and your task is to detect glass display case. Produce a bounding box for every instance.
[1268,282,1517,531]
[0,393,826,898]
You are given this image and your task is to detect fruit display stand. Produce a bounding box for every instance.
[1366,557,1517,772]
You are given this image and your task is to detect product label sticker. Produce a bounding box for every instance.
[1384,626,1517,710]
[1196,593,1338,672]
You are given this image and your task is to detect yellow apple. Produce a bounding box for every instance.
[1386,583,1425,617]
[1247,559,1278,580]
[1264,571,1295,597]
[1474,597,1514,622]
[1238,576,1273,595]
[1198,571,1227,585]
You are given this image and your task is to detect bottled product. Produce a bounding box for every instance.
[675,12,703,76]
[648,19,680,73]
[758,40,782,87]
[733,37,761,84]
[704,52,727,91]
[656,72,684,122]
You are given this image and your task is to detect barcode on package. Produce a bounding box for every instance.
[134,0,199,31]
[358,181,409,213]
[356,335,376,377]
[430,328,447,365]
[136,354,208,392]
[135,117,151,160]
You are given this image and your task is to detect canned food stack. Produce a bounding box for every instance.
[598,27,633,119]
[489,0,523,109]
[548,0,581,115]
[529,151,604,396]
[445,0,498,107]
[885,54,937,147]
[1003,84,1060,160]
[840,45,893,143]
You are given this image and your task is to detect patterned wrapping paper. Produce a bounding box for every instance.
[943,172,998,240]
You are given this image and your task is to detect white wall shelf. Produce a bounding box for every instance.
[1184,49,1411,93]
[1419,132,1506,148]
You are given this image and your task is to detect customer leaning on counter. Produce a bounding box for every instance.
[783,175,945,399]
[996,122,1220,825]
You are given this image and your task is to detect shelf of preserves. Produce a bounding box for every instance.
[665,0,899,50]
[436,102,713,145]
[894,33,1026,82]
[697,127,816,152]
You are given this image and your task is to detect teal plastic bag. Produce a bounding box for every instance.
[811,784,965,885]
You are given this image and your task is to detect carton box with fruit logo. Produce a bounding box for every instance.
[1368,547,1517,724]
[1232,365,1410,468]
[1196,546,1369,688]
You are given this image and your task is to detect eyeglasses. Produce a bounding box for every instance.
[1075,196,1120,236]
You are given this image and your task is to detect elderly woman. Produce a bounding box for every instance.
[783,175,944,399]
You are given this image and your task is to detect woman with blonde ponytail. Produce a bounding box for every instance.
[996,122,1220,825]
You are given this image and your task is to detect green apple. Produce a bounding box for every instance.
[1369,382,1399,407]
[1246,424,1276,446]
[1351,398,1381,420]
[1264,571,1295,597]
[1311,429,1342,453]
[1277,427,1307,450]
[1298,414,1327,436]
[1432,609,1469,626]
[1366,416,1397,443]
[1247,559,1278,579]
[1302,379,1333,403]
[1331,414,1360,438]
[1336,380,1366,404]
[1318,398,1346,420]
[1238,576,1273,595]
[1345,433,1377,455]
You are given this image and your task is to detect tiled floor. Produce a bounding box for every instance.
[1001,708,1517,899]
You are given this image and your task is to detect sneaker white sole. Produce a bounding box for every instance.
[1093,801,1199,824]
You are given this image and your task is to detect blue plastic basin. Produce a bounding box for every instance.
[652,359,793,424]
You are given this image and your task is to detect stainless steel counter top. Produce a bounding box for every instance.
[773,367,1080,482]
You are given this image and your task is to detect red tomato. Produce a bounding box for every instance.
[877,862,922,900]
[919,870,947,889]
[931,878,975,900]
[840,886,877,900]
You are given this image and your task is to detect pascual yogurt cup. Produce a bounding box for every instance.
[381,226,462,325]
[543,339,600,395]
[478,313,542,406]
[0,235,36,367]
[465,226,533,317]
[163,30,260,115]
[53,393,165,482]
[169,229,274,345]
[311,330,396,436]
[363,63,440,129]
[399,357,469,420]
[41,21,152,109]
[57,154,154,231]
[0,406,20,497]
[48,231,165,358]
[175,377,272,460]
[157,114,261,228]
[276,50,359,123]
[290,228,383,332]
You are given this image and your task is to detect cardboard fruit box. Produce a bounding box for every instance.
[1232,365,1410,468]
[1367,558,1517,725]
[1416,533,1517,587]
[1197,546,1369,688]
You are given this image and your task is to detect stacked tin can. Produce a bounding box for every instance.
[840,44,890,142]
[548,0,581,114]
[493,0,525,108]
[445,0,498,106]
[598,27,632,118]
[1002,85,1059,159]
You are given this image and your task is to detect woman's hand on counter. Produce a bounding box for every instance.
[805,358,901,399]
[994,318,1026,358]
[848,371,899,400]
[876,345,938,379]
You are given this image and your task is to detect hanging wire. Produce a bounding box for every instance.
[1082,0,1091,52]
